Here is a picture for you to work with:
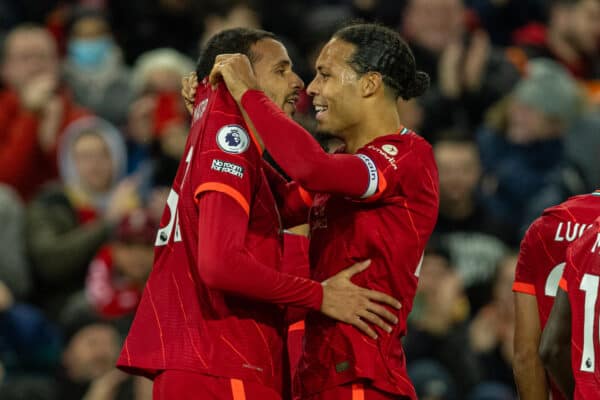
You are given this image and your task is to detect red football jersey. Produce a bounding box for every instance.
[561,216,600,399]
[117,84,288,392]
[513,191,600,399]
[297,130,439,398]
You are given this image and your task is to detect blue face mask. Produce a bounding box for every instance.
[68,37,113,69]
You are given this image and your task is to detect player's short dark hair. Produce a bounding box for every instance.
[196,28,275,78]
[333,23,429,100]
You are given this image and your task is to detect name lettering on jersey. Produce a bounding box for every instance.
[211,159,244,178]
[554,222,591,242]
[367,145,398,170]
[592,233,600,254]
[192,98,208,124]
[216,124,250,154]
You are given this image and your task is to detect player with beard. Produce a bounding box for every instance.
[210,23,439,400]
[118,28,400,400]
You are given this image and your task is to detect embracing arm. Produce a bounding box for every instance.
[197,190,323,309]
[241,90,374,198]
[513,292,549,400]
[196,191,400,338]
[539,288,574,399]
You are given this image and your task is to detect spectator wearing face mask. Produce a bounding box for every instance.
[63,7,132,126]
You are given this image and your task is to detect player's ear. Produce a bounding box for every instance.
[360,72,383,98]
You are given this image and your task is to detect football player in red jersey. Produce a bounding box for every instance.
[118,28,401,400]
[540,215,600,399]
[513,190,600,399]
[210,23,439,400]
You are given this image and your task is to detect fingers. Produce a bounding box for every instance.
[350,316,378,340]
[208,63,222,87]
[357,309,392,333]
[344,259,371,277]
[364,289,402,309]
[366,302,398,325]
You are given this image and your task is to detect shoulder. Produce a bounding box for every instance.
[360,131,433,171]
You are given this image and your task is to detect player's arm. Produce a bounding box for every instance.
[539,288,574,399]
[239,90,375,198]
[513,292,549,400]
[196,190,401,339]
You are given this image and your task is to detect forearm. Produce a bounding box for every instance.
[197,191,322,309]
[241,90,369,197]
[543,346,574,399]
[513,351,549,400]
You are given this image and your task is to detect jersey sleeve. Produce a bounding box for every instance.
[355,135,438,203]
[190,89,261,215]
[240,89,375,198]
[262,159,312,227]
[513,219,541,296]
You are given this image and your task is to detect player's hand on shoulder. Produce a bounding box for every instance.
[320,260,401,339]
[209,53,259,102]
[181,72,198,116]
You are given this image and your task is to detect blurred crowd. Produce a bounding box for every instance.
[0,0,598,399]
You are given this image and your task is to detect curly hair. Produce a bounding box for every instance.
[196,28,275,78]
[333,23,429,100]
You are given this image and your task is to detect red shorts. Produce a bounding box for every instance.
[153,370,281,400]
[303,382,408,400]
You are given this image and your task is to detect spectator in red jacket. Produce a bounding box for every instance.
[0,24,88,201]
[85,209,156,320]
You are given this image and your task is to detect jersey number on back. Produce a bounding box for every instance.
[545,262,566,297]
[155,189,182,246]
[155,147,193,247]
[579,273,599,372]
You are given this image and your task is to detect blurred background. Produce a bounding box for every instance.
[0,0,598,399]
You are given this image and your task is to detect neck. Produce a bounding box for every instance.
[342,100,401,154]
[547,28,580,63]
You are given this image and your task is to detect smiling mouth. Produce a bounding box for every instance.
[314,104,328,120]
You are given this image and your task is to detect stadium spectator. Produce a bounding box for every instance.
[63,7,132,126]
[26,117,139,320]
[433,136,510,312]
[85,209,155,320]
[0,24,88,201]
[401,0,520,138]
[477,59,584,235]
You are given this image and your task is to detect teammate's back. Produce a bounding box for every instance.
[561,216,600,399]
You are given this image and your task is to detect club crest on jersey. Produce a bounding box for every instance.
[216,124,250,154]
[381,144,398,156]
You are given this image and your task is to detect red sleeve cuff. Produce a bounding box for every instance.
[559,277,568,292]
[305,279,323,311]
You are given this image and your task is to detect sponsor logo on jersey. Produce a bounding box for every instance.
[211,159,244,178]
[367,145,398,170]
[381,144,398,156]
[216,124,250,154]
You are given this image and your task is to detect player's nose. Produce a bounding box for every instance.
[290,71,304,91]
